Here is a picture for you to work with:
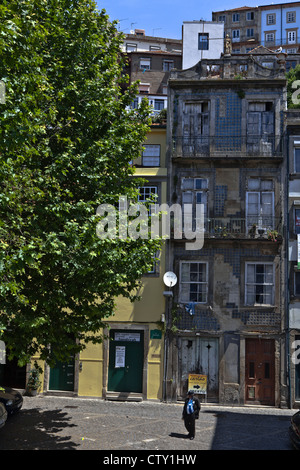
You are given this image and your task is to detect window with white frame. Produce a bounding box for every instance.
[126,43,137,52]
[247,28,254,37]
[295,148,300,172]
[247,11,254,21]
[267,13,276,25]
[245,263,275,305]
[142,144,160,167]
[287,11,296,23]
[288,30,297,44]
[246,178,274,230]
[140,58,151,70]
[218,15,226,22]
[138,186,158,215]
[232,29,240,42]
[232,13,240,22]
[265,32,275,43]
[180,261,208,303]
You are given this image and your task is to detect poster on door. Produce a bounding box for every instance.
[115,346,125,368]
[188,374,207,394]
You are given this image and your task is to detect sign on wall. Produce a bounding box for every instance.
[188,374,207,394]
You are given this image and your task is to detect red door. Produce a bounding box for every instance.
[245,338,275,405]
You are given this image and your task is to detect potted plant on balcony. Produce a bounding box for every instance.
[267,230,278,242]
[26,367,42,396]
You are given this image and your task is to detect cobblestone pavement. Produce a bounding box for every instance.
[0,394,296,452]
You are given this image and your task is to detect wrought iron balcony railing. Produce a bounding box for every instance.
[172,135,283,158]
[181,216,283,240]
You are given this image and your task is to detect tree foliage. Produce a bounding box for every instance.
[0,0,161,366]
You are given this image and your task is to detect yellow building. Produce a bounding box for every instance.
[23,123,167,401]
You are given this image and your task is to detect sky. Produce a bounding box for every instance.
[96,0,298,39]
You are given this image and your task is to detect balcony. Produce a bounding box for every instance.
[204,216,282,240]
[172,135,283,159]
[179,216,283,241]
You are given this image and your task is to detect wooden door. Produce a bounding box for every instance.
[245,338,275,405]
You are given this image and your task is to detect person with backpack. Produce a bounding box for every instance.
[182,390,201,440]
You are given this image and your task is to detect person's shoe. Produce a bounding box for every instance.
[190,436,194,440]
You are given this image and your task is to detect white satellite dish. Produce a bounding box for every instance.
[163,271,177,288]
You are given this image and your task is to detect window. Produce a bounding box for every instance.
[232,30,240,42]
[245,263,275,305]
[140,58,151,70]
[247,28,254,37]
[180,262,208,303]
[138,186,158,203]
[287,11,296,23]
[295,148,300,172]
[267,13,276,25]
[181,178,208,231]
[218,15,226,22]
[198,33,209,50]
[265,32,275,43]
[247,101,274,155]
[232,13,240,22]
[126,43,137,52]
[142,145,160,167]
[288,30,297,44]
[247,11,254,21]
[154,99,165,112]
[295,208,300,234]
[163,60,174,71]
[246,178,274,230]
[295,272,300,296]
[183,102,209,154]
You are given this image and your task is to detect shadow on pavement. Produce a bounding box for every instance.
[202,409,294,450]
[0,407,79,450]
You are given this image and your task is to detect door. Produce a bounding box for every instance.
[179,336,219,400]
[245,338,275,405]
[49,357,75,391]
[108,330,144,393]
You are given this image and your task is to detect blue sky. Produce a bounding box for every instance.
[96,1,297,39]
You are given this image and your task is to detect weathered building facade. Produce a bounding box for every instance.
[286,109,300,408]
[165,47,289,407]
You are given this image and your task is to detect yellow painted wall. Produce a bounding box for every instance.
[78,340,103,397]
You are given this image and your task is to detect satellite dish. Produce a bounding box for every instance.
[163,271,177,287]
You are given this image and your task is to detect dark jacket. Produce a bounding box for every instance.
[182,395,201,419]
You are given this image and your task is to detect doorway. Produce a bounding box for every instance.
[245,338,275,405]
[107,329,144,393]
[49,357,75,392]
[179,336,219,400]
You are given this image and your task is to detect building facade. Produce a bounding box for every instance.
[212,6,260,54]
[182,21,224,69]
[286,109,300,408]
[260,2,300,53]
[166,46,289,406]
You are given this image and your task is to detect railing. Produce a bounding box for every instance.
[183,216,283,240]
[172,135,283,158]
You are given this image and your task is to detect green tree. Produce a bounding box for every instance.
[0,0,162,367]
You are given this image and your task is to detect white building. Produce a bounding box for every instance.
[182,21,224,69]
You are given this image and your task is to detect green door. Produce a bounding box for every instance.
[108,330,144,393]
[49,357,75,391]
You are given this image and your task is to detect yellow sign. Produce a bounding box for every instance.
[188,374,207,394]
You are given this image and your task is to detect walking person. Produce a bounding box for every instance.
[182,390,201,440]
